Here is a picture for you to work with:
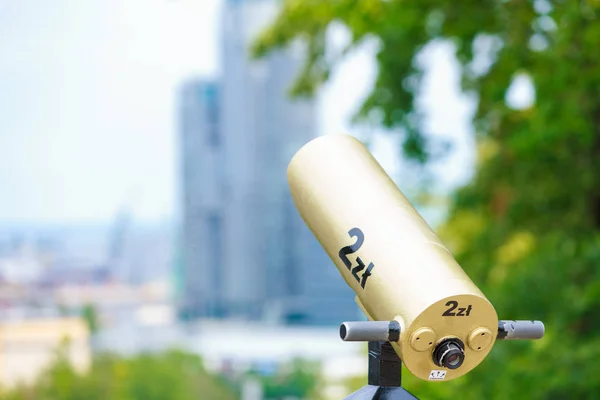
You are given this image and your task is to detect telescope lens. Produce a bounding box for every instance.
[446,352,461,367]
[433,339,465,370]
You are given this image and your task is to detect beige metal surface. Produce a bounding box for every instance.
[287,134,498,381]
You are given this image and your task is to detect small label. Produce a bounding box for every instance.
[429,370,447,380]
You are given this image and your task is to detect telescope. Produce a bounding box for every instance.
[287,134,544,399]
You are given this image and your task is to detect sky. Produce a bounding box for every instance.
[0,0,477,225]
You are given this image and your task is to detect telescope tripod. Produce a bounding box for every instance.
[344,341,418,399]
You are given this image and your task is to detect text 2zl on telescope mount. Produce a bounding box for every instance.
[287,135,544,398]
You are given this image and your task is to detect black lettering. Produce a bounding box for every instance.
[442,302,473,316]
[360,262,375,288]
[351,257,366,283]
[442,300,458,316]
[338,228,365,270]
[337,227,375,290]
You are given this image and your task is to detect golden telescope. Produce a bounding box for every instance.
[287,134,543,389]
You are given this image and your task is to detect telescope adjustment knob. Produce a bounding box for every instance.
[467,327,493,352]
[410,327,436,352]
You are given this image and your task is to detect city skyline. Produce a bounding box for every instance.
[0,0,477,226]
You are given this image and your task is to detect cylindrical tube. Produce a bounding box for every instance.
[340,321,400,342]
[288,134,499,381]
[497,320,545,340]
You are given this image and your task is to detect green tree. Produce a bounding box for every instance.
[252,358,322,399]
[0,350,237,400]
[81,303,100,335]
[254,1,600,398]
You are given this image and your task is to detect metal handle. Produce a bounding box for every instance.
[340,321,401,342]
[340,319,544,342]
[497,320,545,340]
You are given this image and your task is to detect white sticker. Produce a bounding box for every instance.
[429,370,447,380]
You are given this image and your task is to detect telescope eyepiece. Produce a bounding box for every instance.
[433,338,465,370]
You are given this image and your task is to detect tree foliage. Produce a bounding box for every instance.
[0,350,237,400]
[249,358,322,399]
[254,1,600,398]
[81,303,100,335]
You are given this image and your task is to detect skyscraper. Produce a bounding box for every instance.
[178,80,226,319]
[178,0,358,325]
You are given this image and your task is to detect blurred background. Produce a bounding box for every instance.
[0,0,597,399]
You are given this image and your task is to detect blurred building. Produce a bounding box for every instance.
[179,80,225,319]
[178,0,357,325]
[0,317,90,388]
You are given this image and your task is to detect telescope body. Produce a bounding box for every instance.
[287,134,498,381]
